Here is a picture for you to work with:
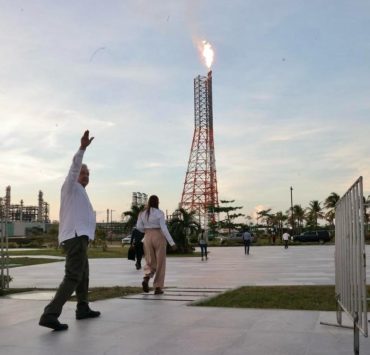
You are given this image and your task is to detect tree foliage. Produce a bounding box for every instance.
[324,192,340,226]
[168,208,200,253]
[122,204,145,233]
[306,200,324,228]
[92,226,108,251]
[213,200,244,234]
[292,205,305,233]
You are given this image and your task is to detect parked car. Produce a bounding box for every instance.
[219,232,256,245]
[227,233,244,244]
[293,230,331,243]
[121,235,131,245]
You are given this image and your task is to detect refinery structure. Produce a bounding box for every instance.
[1,186,50,223]
[131,192,148,207]
[180,42,219,228]
[1,186,50,289]
[0,186,50,236]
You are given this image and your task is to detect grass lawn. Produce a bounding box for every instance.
[0,286,142,299]
[8,257,63,268]
[8,247,126,258]
[195,285,370,311]
[2,285,369,311]
[69,286,142,301]
[0,288,37,297]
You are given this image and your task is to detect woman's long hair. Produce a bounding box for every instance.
[145,195,159,219]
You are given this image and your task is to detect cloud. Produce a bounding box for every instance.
[116,180,141,186]
[266,126,326,142]
[1,1,370,223]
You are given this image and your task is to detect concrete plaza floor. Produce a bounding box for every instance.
[1,245,369,354]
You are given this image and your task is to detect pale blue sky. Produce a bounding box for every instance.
[1,0,370,222]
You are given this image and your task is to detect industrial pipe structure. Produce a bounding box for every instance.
[180,70,219,228]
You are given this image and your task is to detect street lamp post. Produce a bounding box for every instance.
[290,186,294,234]
[110,210,115,244]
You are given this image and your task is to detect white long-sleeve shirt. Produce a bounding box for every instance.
[136,208,175,246]
[58,149,96,243]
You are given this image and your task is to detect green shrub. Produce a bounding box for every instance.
[21,240,45,248]
[189,235,198,244]
[7,242,18,248]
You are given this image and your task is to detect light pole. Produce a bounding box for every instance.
[110,209,115,244]
[290,186,294,234]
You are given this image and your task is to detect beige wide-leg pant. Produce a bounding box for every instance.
[143,228,167,288]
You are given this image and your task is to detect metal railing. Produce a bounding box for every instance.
[334,176,368,354]
[0,202,10,290]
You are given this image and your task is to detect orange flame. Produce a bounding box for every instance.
[202,40,214,69]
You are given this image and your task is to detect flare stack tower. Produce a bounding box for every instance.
[180,69,219,227]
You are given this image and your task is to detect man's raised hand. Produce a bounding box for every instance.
[80,130,94,150]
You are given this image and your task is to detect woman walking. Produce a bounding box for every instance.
[136,195,176,294]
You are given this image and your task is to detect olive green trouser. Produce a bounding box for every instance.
[42,235,89,318]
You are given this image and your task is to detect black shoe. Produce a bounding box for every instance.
[142,276,150,293]
[76,308,101,320]
[135,262,141,270]
[154,287,164,295]
[39,315,68,331]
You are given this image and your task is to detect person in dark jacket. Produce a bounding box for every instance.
[242,228,252,255]
[199,229,208,261]
[130,228,144,270]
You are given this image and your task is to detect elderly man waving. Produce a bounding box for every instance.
[39,130,100,331]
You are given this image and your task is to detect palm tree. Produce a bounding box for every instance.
[273,211,288,237]
[324,192,340,226]
[122,204,145,233]
[257,209,272,227]
[292,204,305,233]
[168,208,200,253]
[306,200,324,228]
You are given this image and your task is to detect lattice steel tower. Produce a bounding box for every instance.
[180,71,219,227]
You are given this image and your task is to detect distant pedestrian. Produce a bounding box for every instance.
[39,130,100,331]
[199,229,208,261]
[136,195,177,295]
[282,231,290,249]
[272,234,276,244]
[130,227,144,270]
[242,229,252,255]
